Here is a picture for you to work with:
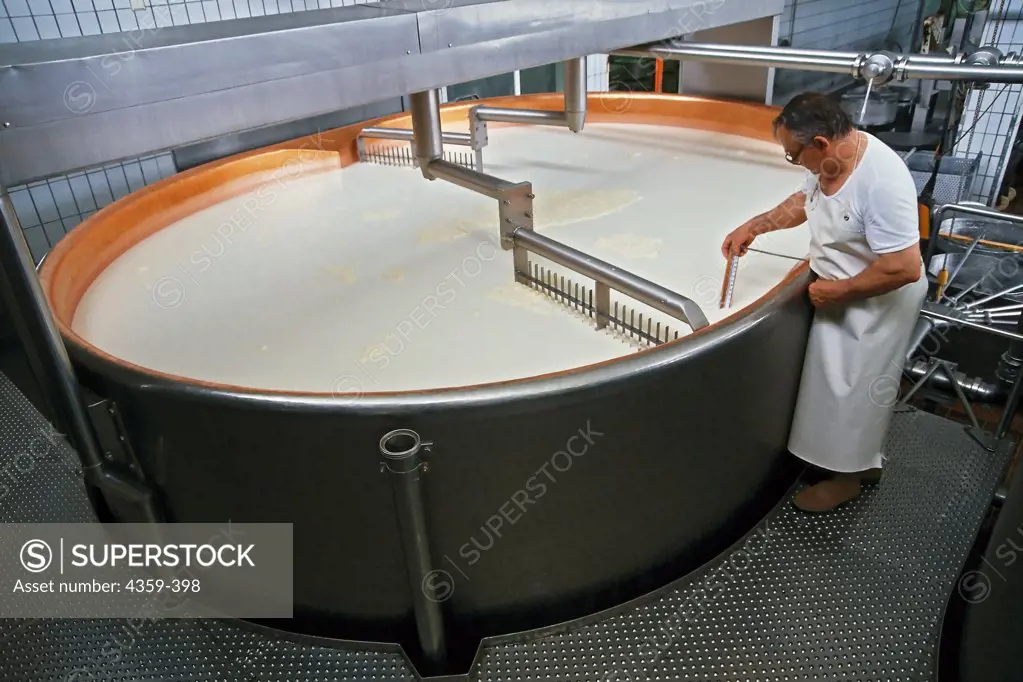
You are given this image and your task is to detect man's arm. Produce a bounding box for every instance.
[749,192,808,236]
[820,244,922,305]
[723,191,808,257]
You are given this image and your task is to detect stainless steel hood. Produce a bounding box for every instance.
[0,0,783,186]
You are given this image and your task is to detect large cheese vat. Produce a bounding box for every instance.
[38,93,814,671]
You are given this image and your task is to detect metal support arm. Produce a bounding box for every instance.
[470,57,588,133]
[359,128,472,146]
[407,86,707,335]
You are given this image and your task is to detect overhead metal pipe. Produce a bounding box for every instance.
[614,41,1023,85]
[671,42,957,63]
[681,44,865,60]
[658,42,960,64]
[905,63,1023,82]
[616,44,859,75]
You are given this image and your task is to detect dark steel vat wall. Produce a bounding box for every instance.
[957,463,1023,682]
[65,268,813,651]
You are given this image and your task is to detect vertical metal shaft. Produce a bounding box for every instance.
[379,429,446,667]
[594,283,609,329]
[563,56,588,132]
[995,304,1023,393]
[0,192,104,474]
[409,90,444,179]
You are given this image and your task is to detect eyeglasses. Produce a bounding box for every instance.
[785,144,805,165]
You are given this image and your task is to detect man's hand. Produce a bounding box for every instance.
[808,278,849,308]
[721,223,756,258]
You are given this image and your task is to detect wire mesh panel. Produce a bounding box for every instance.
[906,150,981,206]
[7,154,176,265]
[954,14,1023,205]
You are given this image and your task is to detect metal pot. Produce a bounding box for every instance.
[887,83,919,132]
[840,86,899,128]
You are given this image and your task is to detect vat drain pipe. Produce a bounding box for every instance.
[903,358,1001,402]
[379,429,446,668]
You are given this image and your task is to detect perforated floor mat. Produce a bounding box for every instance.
[0,373,1011,681]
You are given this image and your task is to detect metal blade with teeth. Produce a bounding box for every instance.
[520,260,675,347]
[359,142,475,170]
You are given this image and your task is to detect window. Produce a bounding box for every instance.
[520,63,562,95]
[446,73,516,102]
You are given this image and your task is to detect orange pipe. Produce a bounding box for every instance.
[654,59,664,93]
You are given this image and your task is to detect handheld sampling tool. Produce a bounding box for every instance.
[720,255,739,309]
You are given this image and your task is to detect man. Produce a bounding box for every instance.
[721,92,928,512]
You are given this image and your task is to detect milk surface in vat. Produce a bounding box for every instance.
[72,123,810,393]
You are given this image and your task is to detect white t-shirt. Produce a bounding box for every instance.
[799,132,920,255]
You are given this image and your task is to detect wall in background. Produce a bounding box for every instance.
[1,0,609,262]
[773,0,923,103]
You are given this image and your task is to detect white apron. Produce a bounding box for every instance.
[786,179,928,473]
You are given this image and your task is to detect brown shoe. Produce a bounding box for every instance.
[794,475,862,513]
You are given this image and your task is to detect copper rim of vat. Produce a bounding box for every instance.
[38,93,810,408]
